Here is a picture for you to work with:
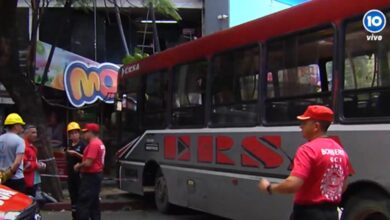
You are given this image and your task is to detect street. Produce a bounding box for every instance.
[41,210,225,220]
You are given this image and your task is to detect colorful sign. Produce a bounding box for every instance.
[35,41,99,90]
[64,61,120,107]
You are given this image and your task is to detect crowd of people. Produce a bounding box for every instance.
[0,113,106,220]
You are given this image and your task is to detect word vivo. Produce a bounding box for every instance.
[367,34,383,41]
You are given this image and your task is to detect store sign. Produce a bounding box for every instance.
[35,41,99,90]
[64,61,120,107]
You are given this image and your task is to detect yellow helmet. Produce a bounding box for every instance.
[67,121,81,132]
[4,113,25,125]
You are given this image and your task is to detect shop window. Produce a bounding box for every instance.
[343,14,390,119]
[265,27,334,124]
[172,60,208,127]
[210,45,260,126]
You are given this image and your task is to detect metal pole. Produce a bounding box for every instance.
[93,0,97,61]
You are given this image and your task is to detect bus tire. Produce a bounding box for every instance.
[341,190,390,220]
[154,169,173,213]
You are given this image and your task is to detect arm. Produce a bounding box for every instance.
[74,144,97,171]
[259,145,311,195]
[23,148,38,173]
[10,154,24,174]
[259,176,304,194]
[74,158,93,171]
[11,138,25,174]
[67,150,83,159]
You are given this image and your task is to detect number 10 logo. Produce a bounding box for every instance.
[363,9,387,33]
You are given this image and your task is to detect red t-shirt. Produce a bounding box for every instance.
[291,137,353,205]
[81,138,106,173]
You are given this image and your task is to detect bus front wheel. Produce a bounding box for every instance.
[341,191,390,220]
[154,169,173,213]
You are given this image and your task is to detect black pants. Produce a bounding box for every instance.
[25,184,38,197]
[77,172,102,220]
[290,203,338,220]
[68,174,81,220]
[3,178,25,193]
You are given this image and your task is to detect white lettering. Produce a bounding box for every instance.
[367,34,383,41]
[330,157,343,163]
[123,64,140,75]
[0,188,16,205]
[321,149,345,156]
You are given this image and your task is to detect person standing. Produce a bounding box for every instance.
[66,121,86,220]
[0,113,26,192]
[258,105,353,220]
[74,123,105,220]
[23,125,46,197]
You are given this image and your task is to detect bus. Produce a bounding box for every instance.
[115,0,390,219]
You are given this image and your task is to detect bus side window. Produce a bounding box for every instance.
[171,60,208,127]
[210,45,260,127]
[342,14,390,120]
[265,26,334,124]
[144,71,168,129]
[120,76,141,142]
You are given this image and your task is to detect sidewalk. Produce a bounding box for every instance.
[42,179,153,211]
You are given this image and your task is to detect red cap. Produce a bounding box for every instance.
[82,123,100,132]
[297,105,334,122]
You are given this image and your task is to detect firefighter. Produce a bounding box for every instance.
[0,113,26,192]
[258,105,353,220]
[74,123,105,220]
[65,121,86,220]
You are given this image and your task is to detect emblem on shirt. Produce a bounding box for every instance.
[320,163,344,201]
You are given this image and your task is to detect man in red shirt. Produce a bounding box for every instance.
[23,125,46,197]
[74,123,105,220]
[259,105,353,220]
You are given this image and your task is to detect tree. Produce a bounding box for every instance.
[143,0,182,52]
[113,0,130,56]
[0,0,64,200]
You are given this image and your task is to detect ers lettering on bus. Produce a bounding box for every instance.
[164,135,284,168]
[164,135,343,169]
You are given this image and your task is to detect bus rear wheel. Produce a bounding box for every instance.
[342,191,390,220]
[154,169,173,213]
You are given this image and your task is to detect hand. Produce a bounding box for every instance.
[258,178,271,192]
[74,163,81,172]
[38,162,46,171]
[0,168,13,184]
[24,162,31,169]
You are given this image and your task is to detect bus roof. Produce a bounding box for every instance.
[121,0,390,78]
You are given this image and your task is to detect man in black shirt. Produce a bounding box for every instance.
[65,122,86,220]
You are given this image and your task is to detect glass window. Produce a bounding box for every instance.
[122,76,140,111]
[211,45,260,126]
[172,60,208,127]
[144,71,168,128]
[265,27,334,124]
[343,13,390,119]
[120,76,141,140]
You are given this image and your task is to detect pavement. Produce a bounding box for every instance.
[41,179,153,211]
[41,210,226,220]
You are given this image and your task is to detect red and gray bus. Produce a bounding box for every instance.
[116,0,390,219]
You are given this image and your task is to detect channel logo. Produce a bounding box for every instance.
[363,9,386,41]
